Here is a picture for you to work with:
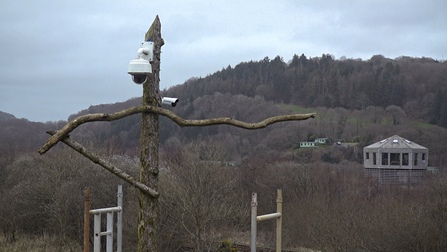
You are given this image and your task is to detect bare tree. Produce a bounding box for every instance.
[0,149,128,244]
[160,139,246,251]
[385,105,407,125]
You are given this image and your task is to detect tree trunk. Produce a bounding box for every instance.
[138,15,164,252]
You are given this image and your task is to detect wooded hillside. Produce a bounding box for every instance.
[164,54,447,127]
[56,54,447,166]
[2,54,447,165]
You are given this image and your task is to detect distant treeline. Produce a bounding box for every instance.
[164,54,447,127]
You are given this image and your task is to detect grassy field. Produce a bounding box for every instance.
[417,122,434,128]
[281,104,435,129]
[0,234,81,252]
[280,104,314,114]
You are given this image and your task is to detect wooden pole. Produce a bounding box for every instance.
[251,192,257,252]
[117,185,123,252]
[84,187,91,252]
[276,189,282,252]
[138,15,164,252]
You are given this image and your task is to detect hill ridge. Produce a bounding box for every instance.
[0,111,16,122]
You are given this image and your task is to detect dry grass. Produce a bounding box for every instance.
[0,234,81,252]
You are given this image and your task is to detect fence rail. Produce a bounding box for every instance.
[251,189,283,252]
[84,185,123,252]
[90,206,122,215]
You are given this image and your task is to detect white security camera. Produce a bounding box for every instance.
[128,42,154,84]
[162,97,179,107]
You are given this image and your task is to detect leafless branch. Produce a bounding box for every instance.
[38,105,316,154]
[46,131,159,198]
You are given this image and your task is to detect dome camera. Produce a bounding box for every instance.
[128,59,151,84]
[128,42,154,84]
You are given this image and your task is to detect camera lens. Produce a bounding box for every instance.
[132,74,147,84]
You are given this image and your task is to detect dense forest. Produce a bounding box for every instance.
[1,54,447,251]
[164,54,447,127]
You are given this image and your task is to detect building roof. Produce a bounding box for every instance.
[364,135,427,150]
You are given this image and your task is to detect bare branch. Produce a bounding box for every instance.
[46,131,159,198]
[38,105,316,154]
[38,106,146,154]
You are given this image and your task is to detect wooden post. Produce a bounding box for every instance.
[84,187,91,252]
[252,190,283,252]
[276,189,282,252]
[138,15,164,252]
[117,185,123,252]
[251,193,257,252]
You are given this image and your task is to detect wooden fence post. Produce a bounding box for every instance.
[251,192,258,252]
[84,187,91,252]
[276,189,283,252]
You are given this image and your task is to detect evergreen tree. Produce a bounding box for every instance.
[437,89,447,128]
[430,89,443,124]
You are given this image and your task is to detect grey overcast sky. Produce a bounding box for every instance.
[1,0,446,122]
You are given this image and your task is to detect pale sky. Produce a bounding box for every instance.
[1,0,446,122]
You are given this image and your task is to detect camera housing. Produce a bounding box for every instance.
[128,42,154,84]
[162,97,179,107]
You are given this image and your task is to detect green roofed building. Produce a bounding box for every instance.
[300,142,319,148]
[315,138,330,145]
